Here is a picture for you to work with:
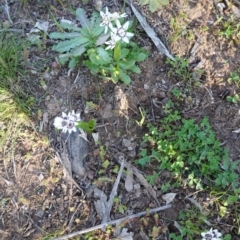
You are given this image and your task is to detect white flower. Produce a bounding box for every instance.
[54,116,68,131]
[105,32,118,50]
[54,110,81,134]
[110,19,134,43]
[100,7,112,34]
[109,12,127,21]
[100,7,128,34]
[63,121,77,134]
[68,110,80,122]
[201,228,222,240]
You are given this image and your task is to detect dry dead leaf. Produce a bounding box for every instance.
[132,167,159,205]
[162,193,177,205]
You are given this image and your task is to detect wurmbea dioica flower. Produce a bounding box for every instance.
[201,228,222,240]
[110,19,134,44]
[105,32,119,50]
[100,7,128,34]
[100,8,133,48]
[54,110,80,134]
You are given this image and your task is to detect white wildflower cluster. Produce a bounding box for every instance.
[100,7,134,50]
[201,228,222,240]
[54,111,80,134]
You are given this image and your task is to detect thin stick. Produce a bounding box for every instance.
[102,159,125,223]
[52,204,172,240]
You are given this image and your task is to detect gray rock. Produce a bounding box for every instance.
[61,130,88,177]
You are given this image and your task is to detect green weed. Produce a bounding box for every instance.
[0,31,34,114]
[166,56,201,85]
[227,94,239,104]
[217,16,240,43]
[136,101,238,192]
[228,67,240,86]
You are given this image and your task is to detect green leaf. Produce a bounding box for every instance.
[111,71,119,83]
[120,48,130,58]
[71,45,86,57]
[137,52,149,62]
[102,160,110,169]
[119,69,131,85]
[89,52,102,65]
[60,21,82,31]
[119,60,135,70]
[76,119,96,132]
[49,32,81,40]
[68,57,78,68]
[129,65,141,73]
[76,8,91,30]
[97,47,112,63]
[58,53,71,65]
[52,37,89,53]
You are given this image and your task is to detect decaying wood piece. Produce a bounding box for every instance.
[61,130,88,177]
[126,0,175,61]
[52,204,172,240]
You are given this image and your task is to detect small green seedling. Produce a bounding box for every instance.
[228,68,240,86]
[134,107,146,127]
[227,94,239,104]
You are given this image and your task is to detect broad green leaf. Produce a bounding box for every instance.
[90,10,100,28]
[96,33,110,46]
[137,52,149,62]
[130,65,141,73]
[71,45,86,56]
[49,32,81,40]
[89,52,102,65]
[76,8,91,30]
[111,71,119,83]
[60,22,82,31]
[52,37,89,53]
[59,53,72,65]
[92,25,105,37]
[120,48,130,59]
[59,56,69,65]
[80,28,91,38]
[119,60,135,70]
[97,47,112,63]
[68,57,78,68]
[83,60,100,74]
[76,119,96,132]
[119,69,131,85]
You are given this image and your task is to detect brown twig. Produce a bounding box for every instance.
[52,204,172,240]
